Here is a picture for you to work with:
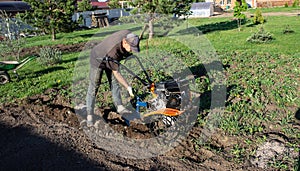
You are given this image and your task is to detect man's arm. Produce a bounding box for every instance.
[112,70,134,97]
[112,70,129,89]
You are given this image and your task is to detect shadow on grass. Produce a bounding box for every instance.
[199,21,233,33]
[0,123,103,170]
[196,19,246,34]
[8,66,67,82]
[188,61,228,117]
[174,19,248,35]
[34,66,66,75]
[295,108,300,120]
[189,64,207,78]
[94,26,142,37]
[60,56,80,64]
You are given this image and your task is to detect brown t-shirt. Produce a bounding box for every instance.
[90,30,132,70]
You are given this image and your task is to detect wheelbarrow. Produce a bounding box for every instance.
[0,56,37,84]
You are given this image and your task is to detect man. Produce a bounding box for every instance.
[84,30,140,127]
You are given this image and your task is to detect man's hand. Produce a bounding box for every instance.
[127,86,134,97]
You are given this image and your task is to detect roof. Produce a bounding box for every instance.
[0,1,31,12]
[191,2,213,10]
[91,1,109,9]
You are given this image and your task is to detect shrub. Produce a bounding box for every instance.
[246,27,274,43]
[284,2,289,7]
[252,8,265,24]
[38,47,62,66]
[292,0,299,7]
[282,25,295,34]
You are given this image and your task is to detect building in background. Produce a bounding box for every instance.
[0,1,31,16]
[90,0,109,9]
[76,0,110,10]
[208,0,295,10]
[190,2,214,18]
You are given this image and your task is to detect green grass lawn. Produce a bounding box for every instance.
[0,10,299,170]
[189,15,300,55]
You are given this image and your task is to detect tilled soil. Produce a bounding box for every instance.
[0,88,255,171]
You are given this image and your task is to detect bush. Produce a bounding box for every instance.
[246,27,274,43]
[252,8,265,24]
[38,47,62,66]
[292,0,299,7]
[282,25,295,34]
[284,2,289,7]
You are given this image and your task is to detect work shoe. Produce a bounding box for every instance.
[118,108,132,115]
[74,104,87,117]
[80,119,94,127]
[80,114,94,127]
[117,105,131,114]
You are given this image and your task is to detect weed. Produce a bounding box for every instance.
[231,144,246,162]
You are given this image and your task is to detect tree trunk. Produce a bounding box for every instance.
[139,24,148,39]
[140,15,154,40]
[148,18,154,40]
[237,19,241,31]
[51,27,56,41]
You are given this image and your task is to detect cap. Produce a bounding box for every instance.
[125,33,140,53]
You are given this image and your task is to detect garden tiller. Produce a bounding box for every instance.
[0,56,36,84]
[102,56,191,121]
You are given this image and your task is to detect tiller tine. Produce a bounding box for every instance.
[143,108,184,117]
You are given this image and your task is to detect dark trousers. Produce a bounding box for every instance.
[86,66,122,116]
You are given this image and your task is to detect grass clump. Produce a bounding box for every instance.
[38,47,62,66]
[247,27,274,43]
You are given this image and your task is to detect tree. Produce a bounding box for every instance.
[0,11,26,60]
[108,0,122,9]
[252,8,264,25]
[127,0,198,40]
[233,0,248,31]
[77,0,93,12]
[173,0,207,17]
[21,0,77,41]
[173,0,192,18]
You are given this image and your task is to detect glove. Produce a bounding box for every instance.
[127,86,134,97]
